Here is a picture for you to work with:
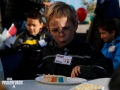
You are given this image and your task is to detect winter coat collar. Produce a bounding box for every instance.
[49,37,84,51]
[25,29,42,39]
[105,35,120,46]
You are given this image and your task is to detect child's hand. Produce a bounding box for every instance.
[43,2,52,7]
[71,66,80,78]
[16,44,32,52]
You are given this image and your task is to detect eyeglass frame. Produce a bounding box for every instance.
[49,24,75,36]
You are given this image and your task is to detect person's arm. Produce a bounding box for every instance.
[43,1,52,7]
[12,31,33,53]
[94,0,105,15]
[26,0,52,11]
[13,32,24,48]
[0,48,18,57]
[35,51,43,74]
[109,65,120,90]
[71,45,114,79]
[112,46,120,70]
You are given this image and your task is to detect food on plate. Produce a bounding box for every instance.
[43,74,67,83]
[74,83,104,90]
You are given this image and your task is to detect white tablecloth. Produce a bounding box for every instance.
[4,80,76,90]
[88,78,111,90]
[69,78,111,90]
[3,78,111,90]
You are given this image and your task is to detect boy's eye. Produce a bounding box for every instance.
[27,24,31,26]
[52,29,58,32]
[27,24,36,27]
[27,24,32,26]
[63,27,70,29]
[33,25,36,27]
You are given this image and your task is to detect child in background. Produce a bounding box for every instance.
[13,9,52,51]
[98,18,120,70]
[0,9,52,80]
[8,9,52,80]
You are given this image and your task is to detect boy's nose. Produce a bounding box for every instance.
[101,35,104,39]
[59,31,64,36]
[30,26,34,30]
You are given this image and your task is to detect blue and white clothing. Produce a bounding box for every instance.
[102,35,120,70]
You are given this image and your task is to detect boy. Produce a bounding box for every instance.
[98,18,120,70]
[0,9,52,80]
[86,0,120,50]
[3,0,52,34]
[13,9,52,51]
[36,1,113,79]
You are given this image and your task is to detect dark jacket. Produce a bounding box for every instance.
[4,28,52,80]
[37,38,113,79]
[109,65,120,90]
[4,0,43,19]
[94,0,120,21]
[13,28,52,51]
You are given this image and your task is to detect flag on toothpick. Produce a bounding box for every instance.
[7,23,17,38]
[5,23,17,48]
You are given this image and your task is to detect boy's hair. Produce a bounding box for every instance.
[26,9,42,23]
[45,1,78,26]
[98,19,117,34]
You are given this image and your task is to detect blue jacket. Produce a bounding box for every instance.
[102,35,120,70]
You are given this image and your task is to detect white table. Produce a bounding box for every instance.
[3,78,111,90]
[69,78,111,90]
[88,78,111,90]
[4,80,76,90]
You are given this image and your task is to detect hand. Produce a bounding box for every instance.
[16,44,31,52]
[71,66,80,78]
[94,14,96,17]
[43,2,52,7]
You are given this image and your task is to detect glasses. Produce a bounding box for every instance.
[50,25,74,36]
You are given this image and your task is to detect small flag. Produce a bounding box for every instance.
[5,23,17,48]
[8,23,17,36]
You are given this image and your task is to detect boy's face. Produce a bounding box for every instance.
[99,28,115,42]
[48,16,77,48]
[26,18,43,36]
